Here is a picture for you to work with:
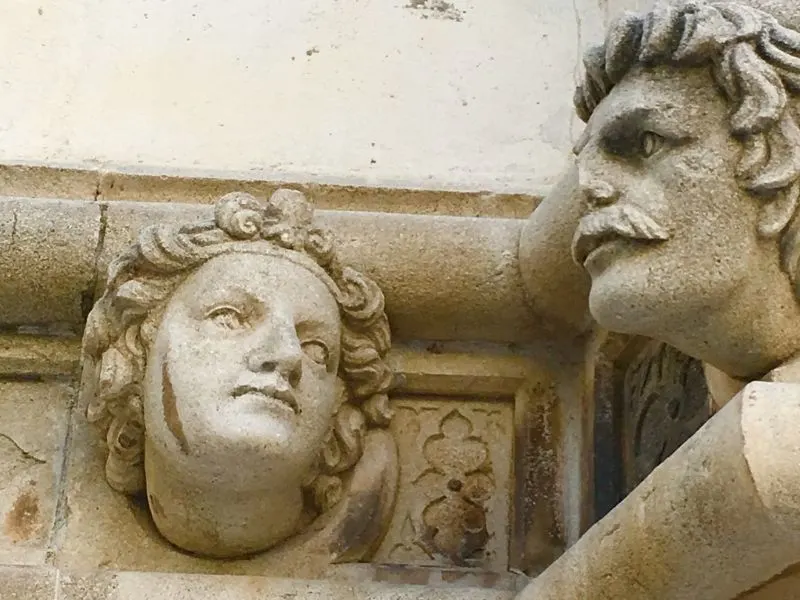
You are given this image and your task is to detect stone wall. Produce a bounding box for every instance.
[1,0,652,196]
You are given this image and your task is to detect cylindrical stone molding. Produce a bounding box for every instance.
[516,381,800,600]
[0,198,101,328]
[0,197,541,343]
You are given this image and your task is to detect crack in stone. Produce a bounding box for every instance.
[0,432,47,464]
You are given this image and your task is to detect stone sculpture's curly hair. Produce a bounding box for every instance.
[575,1,800,290]
[82,190,394,515]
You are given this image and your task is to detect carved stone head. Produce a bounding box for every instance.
[82,190,397,560]
[571,0,800,378]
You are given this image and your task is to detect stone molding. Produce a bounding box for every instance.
[0,196,541,344]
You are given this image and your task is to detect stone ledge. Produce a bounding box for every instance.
[0,164,540,219]
[0,335,80,378]
[0,565,518,599]
[0,197,541,344]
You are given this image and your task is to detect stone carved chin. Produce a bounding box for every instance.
[82,189,398,564]
[570,0,800,381]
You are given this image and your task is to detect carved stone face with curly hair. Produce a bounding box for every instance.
[82,190,397,560]
[571,0,800,379]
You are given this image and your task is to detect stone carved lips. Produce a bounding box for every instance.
[231,380,299,415]
[571,203,671,267]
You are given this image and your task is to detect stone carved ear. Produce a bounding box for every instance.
[758,182,800,238]
[736,114,800,239]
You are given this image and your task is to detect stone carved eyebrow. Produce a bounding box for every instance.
[595,106,654,157]
[572,107,654,157]
[191,285,261,317]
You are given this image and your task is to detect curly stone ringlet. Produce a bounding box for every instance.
[576,0,800,295]
[83,189,394,514]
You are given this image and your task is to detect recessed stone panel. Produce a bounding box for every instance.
[374,397,513,572]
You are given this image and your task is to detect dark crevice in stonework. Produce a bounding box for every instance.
[593,341,711,522]
[0,324,79,337]
[46,380,79,564]
[593,374,625,521]
[0,374,75,383]
[82,202,108,323]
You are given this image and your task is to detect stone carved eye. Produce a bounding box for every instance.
[639,131,665,158]
[301,339,329,367]
[206,306,246,331]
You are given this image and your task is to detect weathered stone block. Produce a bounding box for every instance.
[0,382,72,566]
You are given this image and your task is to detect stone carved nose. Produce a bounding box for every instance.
[579,172,619,208]
[246,324,303,388]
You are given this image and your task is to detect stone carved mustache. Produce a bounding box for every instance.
[571,204,671,266]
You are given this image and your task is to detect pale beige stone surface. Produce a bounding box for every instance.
[0,165,540,219]
[0,565,58,599]
[58,569,515,600]
[0,196,546,343]
[58,386,520,579]
[374,398,513,572]
[330,563,528,591]
[527,0,800,380]
[0,198,100,328]
[95,171,539,218]
[0,0,648,194]
[0,382,72,566]
[386,346,533,397]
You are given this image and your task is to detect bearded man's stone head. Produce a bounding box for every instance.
[570,0,800,379]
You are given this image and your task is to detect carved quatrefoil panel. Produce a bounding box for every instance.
[374,398,512,572]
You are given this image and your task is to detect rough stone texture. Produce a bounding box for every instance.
[0,335,80,378]
[0,166,540,219]
[58,569,515,600]
[0,565,58,599]
[0,382,71,566]
[16,0,800,597]
[509,364,572,577]
[374,398,513,572]
[58,342,533,581]
[740,566,800,599]
[57,381,527,580]
[516,382,800,599]
[0,198,100,329]
[330,563,528,591]
[386,345,533,398]
[0,0,650,194]
[96,172,539,218]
